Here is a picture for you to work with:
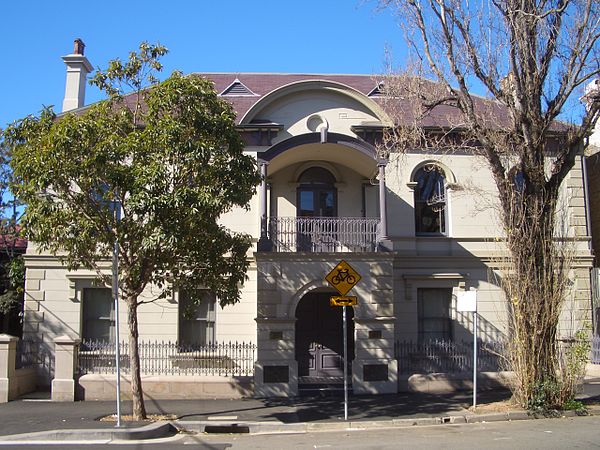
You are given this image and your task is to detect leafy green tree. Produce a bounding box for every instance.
[0,145,24,331]
[2,43,261,419]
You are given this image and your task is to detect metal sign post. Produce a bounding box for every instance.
[326,260,362,422]
[112,239,122,428]
[329,296,355,421]
[473,310,478,409]
[456,289,478,410]
[343,305,348,421]
[112,194,122,428]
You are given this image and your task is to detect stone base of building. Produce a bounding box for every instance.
[77,374,253,400]
[399,371,514,394]
[254,360,298,397]
[352,359,398,394]
[586,363,600,379]
[52,378,77,401]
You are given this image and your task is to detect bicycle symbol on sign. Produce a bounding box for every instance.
[331,268,356,285]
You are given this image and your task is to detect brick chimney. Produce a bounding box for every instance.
[61,38,93,112]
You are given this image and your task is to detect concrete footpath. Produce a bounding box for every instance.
[0,377,598,443]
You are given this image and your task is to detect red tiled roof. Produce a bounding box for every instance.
[192,73,557,131]
[0,234,27,252]
[66,72,571,133]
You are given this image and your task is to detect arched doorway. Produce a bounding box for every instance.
[295,291,354,382]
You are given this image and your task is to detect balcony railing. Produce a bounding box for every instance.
[268,216,380,252]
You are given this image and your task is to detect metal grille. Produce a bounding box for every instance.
[395,340,506,374]
[592,336,600,364]
[269,216,380,252]
[592,268,600,336]
[15,339,39,370]
[78,340,256,376]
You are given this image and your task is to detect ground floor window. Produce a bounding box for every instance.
[417,288,452,342]
[178,290,216,348]
[82,288,114,342]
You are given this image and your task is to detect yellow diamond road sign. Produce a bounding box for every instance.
[325,260,361,295]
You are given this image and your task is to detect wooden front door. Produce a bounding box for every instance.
[295,292,354,378]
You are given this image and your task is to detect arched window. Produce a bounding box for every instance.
[414,164,447,234]
[297,167,337,217]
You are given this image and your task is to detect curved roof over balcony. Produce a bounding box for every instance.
[261,133,379,178]
[237,79,392,127]
[194,74,393,129]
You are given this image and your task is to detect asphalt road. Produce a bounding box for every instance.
[198,415,600,449]
[2,415,600,449]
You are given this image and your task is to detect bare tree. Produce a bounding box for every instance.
[378,0,600,408]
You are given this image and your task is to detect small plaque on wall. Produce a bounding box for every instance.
[269,331,283,340]
[363,364,388,382]
[368,330,382,339]
[263,365,289,383]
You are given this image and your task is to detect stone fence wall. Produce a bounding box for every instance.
[0,334,37,402]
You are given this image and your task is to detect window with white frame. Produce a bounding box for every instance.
[414,164,447,234]
[82,288,115,342]
[178,290,216,348]
[417,288,453,342]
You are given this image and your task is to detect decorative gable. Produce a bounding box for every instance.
[367,82,385,97]
[219,79,258,97]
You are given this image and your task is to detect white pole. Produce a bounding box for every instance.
[473,311,478,409]
[343,305,348,421]
[112,196,122,428]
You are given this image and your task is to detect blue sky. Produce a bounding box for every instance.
[0,1,405,128]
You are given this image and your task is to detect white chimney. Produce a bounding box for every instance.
[61,38,93,112]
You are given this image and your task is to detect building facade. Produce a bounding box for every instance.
[20,46,595,397]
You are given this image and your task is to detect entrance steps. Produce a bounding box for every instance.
[298,376,352,396]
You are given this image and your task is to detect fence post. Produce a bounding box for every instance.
[0,334,18,403]
[52,335,80,401]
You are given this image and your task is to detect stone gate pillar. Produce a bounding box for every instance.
[52,335,80,401]
[0,334,18,402]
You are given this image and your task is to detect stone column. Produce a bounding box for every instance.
[378,160,392,250]
[52,335,80,402]
[0,334,18,403]
[257,160,272,251]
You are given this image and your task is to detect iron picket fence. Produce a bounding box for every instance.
[395,340,506,374]
[78,340,256,377]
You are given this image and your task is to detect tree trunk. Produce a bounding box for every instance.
[126,297,147,420]
[501,183,565,407]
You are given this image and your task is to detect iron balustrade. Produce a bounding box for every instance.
[268,216,380,252]
[395,340,506,374]
[78,340,256,377]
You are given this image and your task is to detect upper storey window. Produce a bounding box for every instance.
[414,164,447,235]
[297,167,337,218]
